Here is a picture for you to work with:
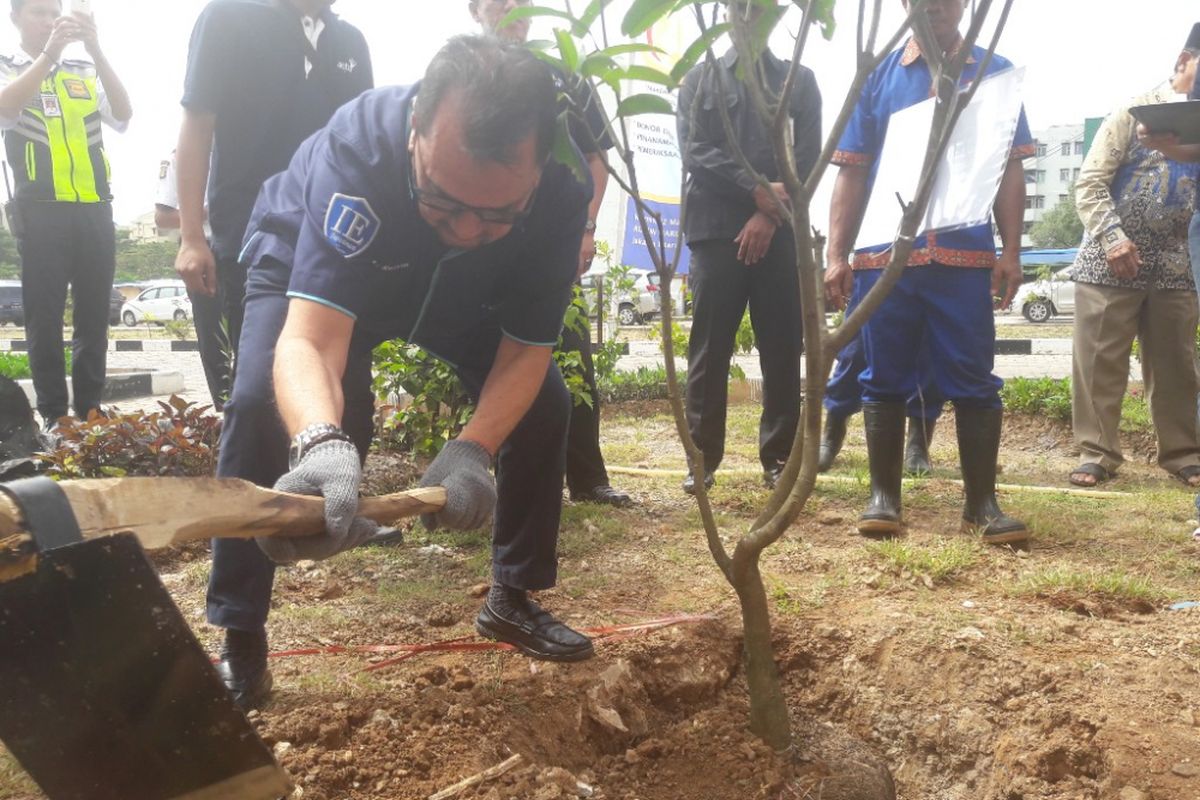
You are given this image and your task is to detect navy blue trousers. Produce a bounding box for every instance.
[856,265,1002,408]
[825,278,943,421]
[206,258,570,632]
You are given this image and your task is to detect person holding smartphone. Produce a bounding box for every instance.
[0,0,131,425]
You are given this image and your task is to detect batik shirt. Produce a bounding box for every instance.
[832,37,1035,270]
[1072,82,1199,291]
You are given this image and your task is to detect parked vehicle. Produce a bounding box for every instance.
[1013,264,1075,323]
[120,280,192,326]
[108,288,124,326]
[581,269,687,326]
[0,281,22,326]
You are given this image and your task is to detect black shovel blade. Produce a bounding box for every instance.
[0,534,289,800]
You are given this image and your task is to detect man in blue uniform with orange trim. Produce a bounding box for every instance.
[212,36,596,709]
[824,0,1033,545]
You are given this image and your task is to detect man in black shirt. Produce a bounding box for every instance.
[174,0,372,358]
[173,0,373,710]
[470,0,632,508]
[676,0,821,493]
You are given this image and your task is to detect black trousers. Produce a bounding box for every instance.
[187,285,231,411]
[17,201,115,421]
[217,257,248,362]
[206,257,570,632]
[685,235,803,472]
[558,318,609,494]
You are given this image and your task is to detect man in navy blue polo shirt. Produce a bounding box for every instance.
[211,35,594,709]
[173,0,372,368]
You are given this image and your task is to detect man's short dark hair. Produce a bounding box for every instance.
[415,35,557,166]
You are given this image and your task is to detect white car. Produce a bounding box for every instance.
[121,281,192,326]
[1014,265,1075,323]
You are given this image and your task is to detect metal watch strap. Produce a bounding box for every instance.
[289,423,351,468]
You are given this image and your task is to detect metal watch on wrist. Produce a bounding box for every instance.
[583,219,597,233]
[288,423,352,469]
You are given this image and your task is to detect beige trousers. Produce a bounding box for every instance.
[1072,281,1200,474]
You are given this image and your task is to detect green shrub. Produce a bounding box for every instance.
[1001,376,1152,435]
[0,350,71,380]
[38,396,221,478]
[372,340,474,459]
[599,365,675,403]
[1000,377,1072,422]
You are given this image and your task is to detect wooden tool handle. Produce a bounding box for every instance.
[0,478,446,552]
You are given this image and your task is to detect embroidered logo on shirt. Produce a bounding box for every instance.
[337,58,358,74]
[324,194,380,259]
[62,79,91,100]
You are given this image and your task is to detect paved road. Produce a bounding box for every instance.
[108,335,1088,415]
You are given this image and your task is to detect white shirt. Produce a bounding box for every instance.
[301,16,325,77]
[156,151,210,236]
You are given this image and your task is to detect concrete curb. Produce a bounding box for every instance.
[17,369,186,408]
[0,339,200,353]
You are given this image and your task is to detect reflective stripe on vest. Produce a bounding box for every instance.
[9,67,106,203]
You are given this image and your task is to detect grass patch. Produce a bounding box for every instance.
[1016,567,1174,614]
[770,573,846,613]
[0,747,37,800]
[864,538,982,584]
[557,503,629,559]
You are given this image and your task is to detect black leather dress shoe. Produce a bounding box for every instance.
[571,484,634,508]
[682,470,715,495]
[216,628,273,711]
[475,590,594,662]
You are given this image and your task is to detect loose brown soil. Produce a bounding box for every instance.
[3,401,1200,800]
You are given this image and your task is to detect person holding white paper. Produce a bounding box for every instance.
[1067,30,1200,490]
[823,0,1033,546]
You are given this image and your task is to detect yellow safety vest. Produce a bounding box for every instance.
[1,57,111,204]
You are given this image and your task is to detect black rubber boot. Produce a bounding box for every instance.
[904,417,936,475]
[817,413,848,473]
[955,405,1029,546]
[857,402,906,537]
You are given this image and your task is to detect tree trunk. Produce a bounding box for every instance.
[734,557,791,751]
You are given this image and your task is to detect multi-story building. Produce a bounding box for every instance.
[1021,123,1086,248]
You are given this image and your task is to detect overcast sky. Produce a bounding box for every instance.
[0,1,1193,225]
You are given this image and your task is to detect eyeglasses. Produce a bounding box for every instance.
[408,138,536,227]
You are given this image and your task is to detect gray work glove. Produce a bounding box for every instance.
[418,439,496,531]
[257,439,379,565]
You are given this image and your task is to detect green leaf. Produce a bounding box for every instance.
[617,92,674,118]
[554,28,580,73]
[671,22,731,83]
[552,111,588,183]
[581,52,619,78]
[499,6,575,27]
[623,64,675,87]
[572,0,615,37]
[621,0,675,37]
[810,0,837,40]
[594,42,666,59]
